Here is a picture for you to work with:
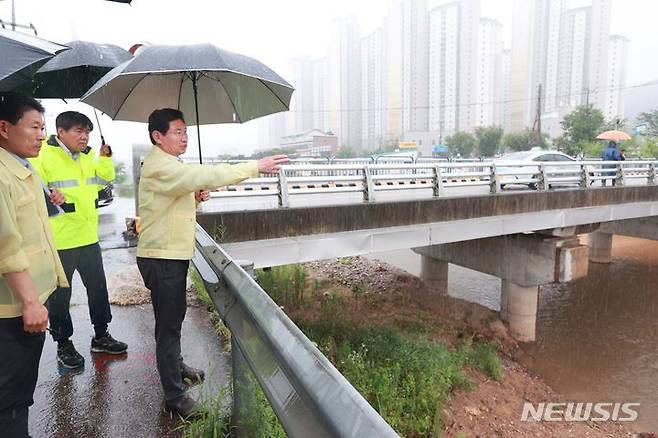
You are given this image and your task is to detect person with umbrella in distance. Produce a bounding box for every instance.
[0,93,68,437]
[601,140,622,187]
[29,111,127,370]
[137,108,288,418]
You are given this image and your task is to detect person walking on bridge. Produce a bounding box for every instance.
[136,108,288,418]
[601,140,622,187]
[29,111,127,370]
[0,93,68,438]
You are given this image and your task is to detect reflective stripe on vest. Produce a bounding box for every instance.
[86,176,109,186]
[49,179,79,188]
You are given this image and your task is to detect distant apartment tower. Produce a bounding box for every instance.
[312,57,330,132]
[605,35,629,121]
[476,18,503,127]
[361,28,387,151]
[289,57,315,134]
[558,6,590,108]
[501,49,512,131]
[402,0,429,133]
[510,0,619,134]
[587,0,612,111]
[329,16,362,150]
[428,2,459,138]
[384,3,403,142]
[457,0,481,132]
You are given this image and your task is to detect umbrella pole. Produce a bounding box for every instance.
[192,73,202,164]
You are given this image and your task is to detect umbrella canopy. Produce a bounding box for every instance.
[80,43,294,125]
[596,130,631,141]
[19,40,133,98]
[0,28,68,91]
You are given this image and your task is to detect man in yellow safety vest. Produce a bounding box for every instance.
[30,111,127,370]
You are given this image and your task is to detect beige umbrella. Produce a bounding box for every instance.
[596,130,631,141]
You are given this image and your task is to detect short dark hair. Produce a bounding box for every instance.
[0,92,45,124]
[56,111,93,132]
[148,108,185,145]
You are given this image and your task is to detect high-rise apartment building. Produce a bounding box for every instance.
[361,28,387,151]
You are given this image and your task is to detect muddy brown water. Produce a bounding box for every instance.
[368,236,658,433]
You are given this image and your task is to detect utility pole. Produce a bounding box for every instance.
[11,0,16,30]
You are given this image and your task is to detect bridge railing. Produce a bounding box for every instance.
[209,160,658,207]
[191,224,399,437]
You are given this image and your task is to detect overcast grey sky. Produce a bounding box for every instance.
[1,0,656,162]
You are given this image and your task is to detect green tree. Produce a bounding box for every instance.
[474,126,503,157]
[114,162,128,185]
[639,138,658,158]
[446,131,476,158]
[335,147,357,158]
[556,104,605,156]
[638,109,658,137]
[501,130,548,152]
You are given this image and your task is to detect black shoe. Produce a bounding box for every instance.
[164,395,203,419]
[57,340,85,369]
[91,332,127,354]
[181,363,205,386]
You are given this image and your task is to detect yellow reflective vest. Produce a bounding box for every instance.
[29,135,116,250]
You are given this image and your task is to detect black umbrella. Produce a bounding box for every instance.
[81,43,294,163]
[106,0,132,3]
[21,40,133,99]
[0,28,68,91]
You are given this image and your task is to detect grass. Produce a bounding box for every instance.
[187,263,504,438]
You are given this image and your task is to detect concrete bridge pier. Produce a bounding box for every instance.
[414,232,589,342]
[588,231,614,264]
[500,281,539,342]
[420,256,448,294]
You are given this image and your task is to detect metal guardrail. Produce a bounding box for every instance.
[208,160,658,207]
[192,224,399,438]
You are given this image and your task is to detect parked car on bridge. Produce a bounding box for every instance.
[494,150,585,190]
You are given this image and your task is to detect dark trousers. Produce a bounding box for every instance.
[0,317,46,438]
[137,257,189,402]
[48,242,112,342]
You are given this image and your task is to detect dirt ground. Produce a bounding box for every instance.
[305,257,644,438]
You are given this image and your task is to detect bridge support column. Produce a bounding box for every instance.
[500,280,539,342]
[588,231,613,264]
[420,256,448,294]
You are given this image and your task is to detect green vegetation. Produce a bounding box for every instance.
[474,126,504,157]
[446,131,477,158]
[502,129,548,152]
[187,263,503,437]
[555,104,606,157]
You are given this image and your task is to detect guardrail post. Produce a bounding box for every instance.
[363,165,376,202]
[615,162,625,187]
[537,164,548,191]
[432,165,444,197]
[580,164,591,188]
[277,168,290,208]
[489,164,500,194]
[649,162,656,185]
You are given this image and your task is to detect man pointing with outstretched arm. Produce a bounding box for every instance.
[136,108,288,418]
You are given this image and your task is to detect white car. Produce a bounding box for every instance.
[494,150,584,189]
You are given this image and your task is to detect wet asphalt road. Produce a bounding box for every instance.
[28,199,230,438]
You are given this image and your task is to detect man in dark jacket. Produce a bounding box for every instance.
[601,141,622,186]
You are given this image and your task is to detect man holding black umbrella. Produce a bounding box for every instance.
[137,108,288,417]
[29,111,127,370]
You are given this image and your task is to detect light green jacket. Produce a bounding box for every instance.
[0,147,68,318]
[136,146,258,260]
